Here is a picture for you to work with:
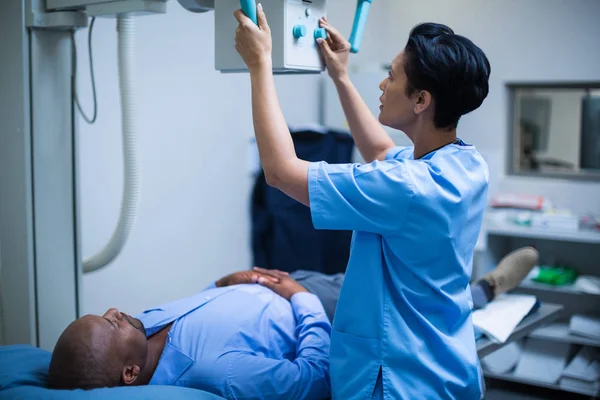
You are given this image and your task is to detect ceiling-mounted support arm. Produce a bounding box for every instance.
[178,0,215,13]
[45,0,168,17]
[26,0,87,29]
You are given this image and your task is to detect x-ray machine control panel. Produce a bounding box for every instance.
[215,0,327,73]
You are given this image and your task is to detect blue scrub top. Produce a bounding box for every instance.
[308,140,488,399]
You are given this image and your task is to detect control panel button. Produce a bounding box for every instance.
[293,24,307,39]
[314,27,327,40]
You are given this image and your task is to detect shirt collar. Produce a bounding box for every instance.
[137,286,238,335]
[415,138,470,160]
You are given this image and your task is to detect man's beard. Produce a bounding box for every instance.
[123,313,147,336]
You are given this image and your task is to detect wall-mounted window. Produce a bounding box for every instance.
[508,82,600,180]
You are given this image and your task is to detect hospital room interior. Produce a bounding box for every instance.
[0,0,599,399]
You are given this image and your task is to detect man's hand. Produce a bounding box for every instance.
[253,267,308,301]
[215,270,280,288]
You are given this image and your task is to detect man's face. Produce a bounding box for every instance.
[77,308,148,378]
[101,308,147,337]
[49,308,149,389]
[378,52,420,134]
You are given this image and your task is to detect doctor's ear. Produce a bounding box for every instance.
[121,364,140,386]
[414,90,432,114]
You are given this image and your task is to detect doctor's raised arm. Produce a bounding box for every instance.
[233,5,312,207]
[232,4,397,208]
[316,17,396,163]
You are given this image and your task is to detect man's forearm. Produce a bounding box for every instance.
[334,75,395,162]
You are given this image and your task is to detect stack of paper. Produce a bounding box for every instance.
[472,294,537,343]
[560,347,600,394]
[514,338,571,383]
[569,315,600,341]
[531,209,579,231]
[481,341,522,374]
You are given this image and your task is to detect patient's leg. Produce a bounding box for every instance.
[291,270,344,323]
[471,247,538,310]
[471,280,494,310]
[293,270,493,320]
[292,245,538,320]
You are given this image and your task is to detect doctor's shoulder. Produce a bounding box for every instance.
[445,142,489,173]
[385,145,414,160]
[422,145,490,193]
[453,147,491,196]
[461,145,490,184]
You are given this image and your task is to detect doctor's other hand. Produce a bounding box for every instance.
[253,267,308,301]
[215,270,279,288]
[317,17,350,81]
[234,3,272,71]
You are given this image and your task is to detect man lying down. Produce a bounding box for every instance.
[48,247,537,400]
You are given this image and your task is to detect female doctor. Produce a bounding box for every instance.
[234,5,491,400]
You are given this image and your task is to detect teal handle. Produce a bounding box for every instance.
[349,0,372,53]
[240,0,257,25]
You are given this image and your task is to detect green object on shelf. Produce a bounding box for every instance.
[532,266,578,285]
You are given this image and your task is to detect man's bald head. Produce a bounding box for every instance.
[48,309,148,390]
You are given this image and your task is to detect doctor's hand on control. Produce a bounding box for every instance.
[316,17,350,81]
[253,267,308,301]
[234,3,272,71]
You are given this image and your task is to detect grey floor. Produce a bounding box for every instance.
[485,390,544,400]
[484,381,598,400]
[486,389,558,400]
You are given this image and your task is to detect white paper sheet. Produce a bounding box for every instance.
[472,293,537,343]
[514,339,570,383]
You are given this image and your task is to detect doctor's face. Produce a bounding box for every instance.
[378,52,419,135]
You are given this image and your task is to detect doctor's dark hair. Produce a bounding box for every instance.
[403,22,491,130]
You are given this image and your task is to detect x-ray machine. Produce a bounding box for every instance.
[0,0,373,350]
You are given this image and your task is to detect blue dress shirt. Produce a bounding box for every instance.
[308,141,488,399]
[136,283,331,400]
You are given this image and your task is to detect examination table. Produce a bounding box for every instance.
[0,304,561,399]
[0,345,224,400]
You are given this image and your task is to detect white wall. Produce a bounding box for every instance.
[77,4,322,316]
[382,0,600,215]
[74,0,600,316]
